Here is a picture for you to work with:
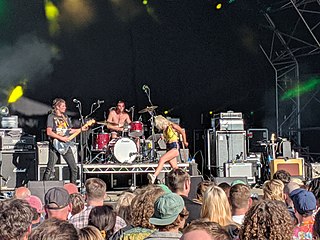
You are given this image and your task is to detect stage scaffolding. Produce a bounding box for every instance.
[259,0,320,148]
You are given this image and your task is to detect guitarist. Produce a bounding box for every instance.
[43,98,87,184]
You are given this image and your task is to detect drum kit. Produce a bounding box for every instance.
[88,106,159,164]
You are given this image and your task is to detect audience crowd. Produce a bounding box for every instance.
[0,169,320,240]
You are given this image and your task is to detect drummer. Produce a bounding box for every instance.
[106,100,131,139]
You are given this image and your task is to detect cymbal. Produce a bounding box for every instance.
[138,106,158,114]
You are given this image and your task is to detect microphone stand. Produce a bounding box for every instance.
[75,101,85,192]
[143,87,156,161]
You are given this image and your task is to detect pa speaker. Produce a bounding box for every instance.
[27,180,64,204]
[0,151,36,189]
[189,175,204,200]
[270,158,304,177]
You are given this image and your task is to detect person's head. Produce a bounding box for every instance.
[149,193,189,231]
[14,186,31,199]
[182,220,232,240]
[167,168,191,196]
[307,177,320,206]
[44,187,71,220]
[115,191,136,225]
[154,115,171,131]
[79,226,104,240]
[116,100,125,113]
[69,193,85,216]
[283,181,300,208]
[290,188,316,223]
[239,200,293,240]
[218,182,231,198]
[25,195,44,224]
[52,98,66,114]
[85,178,106,203]
[201,186,233,227]
[131,184,165,229]
[29,218,78,240]
[88,205,116,239]
[64,183,79,195]
[263,179,284,201]
[195,180,215,204]
[0,199,33,240]
[229,184,252,214]
[273,170,291,184]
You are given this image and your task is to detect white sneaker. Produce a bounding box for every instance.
[147,173,156,184]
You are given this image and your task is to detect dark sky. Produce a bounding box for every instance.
[1,0,319,152]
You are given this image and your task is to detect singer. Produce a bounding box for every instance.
[106,100,131,139]
[147,115,188,184]
[43,98,87,183]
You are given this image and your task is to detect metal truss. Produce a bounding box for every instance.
[82,163,189,174]
[259,0,320,147]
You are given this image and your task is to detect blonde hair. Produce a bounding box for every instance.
[201,186,234,227]
[263,179,284,201]
[79,226,104,240]
[154,115,171,131]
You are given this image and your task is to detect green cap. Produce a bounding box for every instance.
[231,180,247,187]
[149,193,184,226]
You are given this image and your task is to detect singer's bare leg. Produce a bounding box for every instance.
[154,148,179,177]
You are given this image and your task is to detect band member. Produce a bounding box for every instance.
[106,100,131,139]
[147,115,188,184]
[43,98,86,184]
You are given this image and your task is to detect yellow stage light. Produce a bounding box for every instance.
[44,0,59,21]
[216,3,222,10]
[8,85,23,103]
[164,110,169,115]
[142,0,148,5]
[209,111,213,115]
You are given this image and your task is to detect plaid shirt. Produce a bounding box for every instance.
[69,205,127,231]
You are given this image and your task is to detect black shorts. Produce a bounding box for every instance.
[166,142,179,151]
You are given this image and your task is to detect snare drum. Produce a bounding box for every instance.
[129,121,144,137]
[112,137,137,163]
[94,133,110,151]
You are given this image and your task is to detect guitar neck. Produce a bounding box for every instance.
[67,129,81,141]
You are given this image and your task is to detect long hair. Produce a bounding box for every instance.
[201,186,234,227]
[154,115,171,131]
[239,200,293,240]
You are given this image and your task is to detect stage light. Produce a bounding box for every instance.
[44,0,59,21]
[209,111,213,115]
[142,0,148,5]
[215,3,222,10]
[164,110,169,115]
[281,77,320,100]
[0,106,9,116]
[8,85,23,103]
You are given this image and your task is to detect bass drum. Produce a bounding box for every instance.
[113,137,137,163]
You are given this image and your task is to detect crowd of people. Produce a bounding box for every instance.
[1,169,320,240]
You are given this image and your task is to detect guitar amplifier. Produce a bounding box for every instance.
[37,141,78,164]
[0,135,35,151]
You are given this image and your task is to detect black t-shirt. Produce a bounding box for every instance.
[181,195,202,224]
[47,113,72,139]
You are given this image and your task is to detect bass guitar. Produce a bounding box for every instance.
[53,119,95,155]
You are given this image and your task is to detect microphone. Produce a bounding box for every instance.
[97,100,104,105]
[142,85,149,92]
[73,98,80,103]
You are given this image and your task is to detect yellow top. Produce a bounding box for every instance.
[163,124,179,143]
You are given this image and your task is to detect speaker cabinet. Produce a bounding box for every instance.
[28,180,64,204]
[0,151,36,189]
[157,149,189,163]
[189,175,204,200]
[37,142,78,165]
[215,131,246,177]
[270,158,304,177]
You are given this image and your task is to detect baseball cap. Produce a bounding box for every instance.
[290,188,316,215]
[231,180,247,187]
[64,183,78,195]
[45,187,70,209]
[149,193,184,226]
[25,195,44,214]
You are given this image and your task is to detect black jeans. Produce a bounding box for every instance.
[43,142,78,184]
